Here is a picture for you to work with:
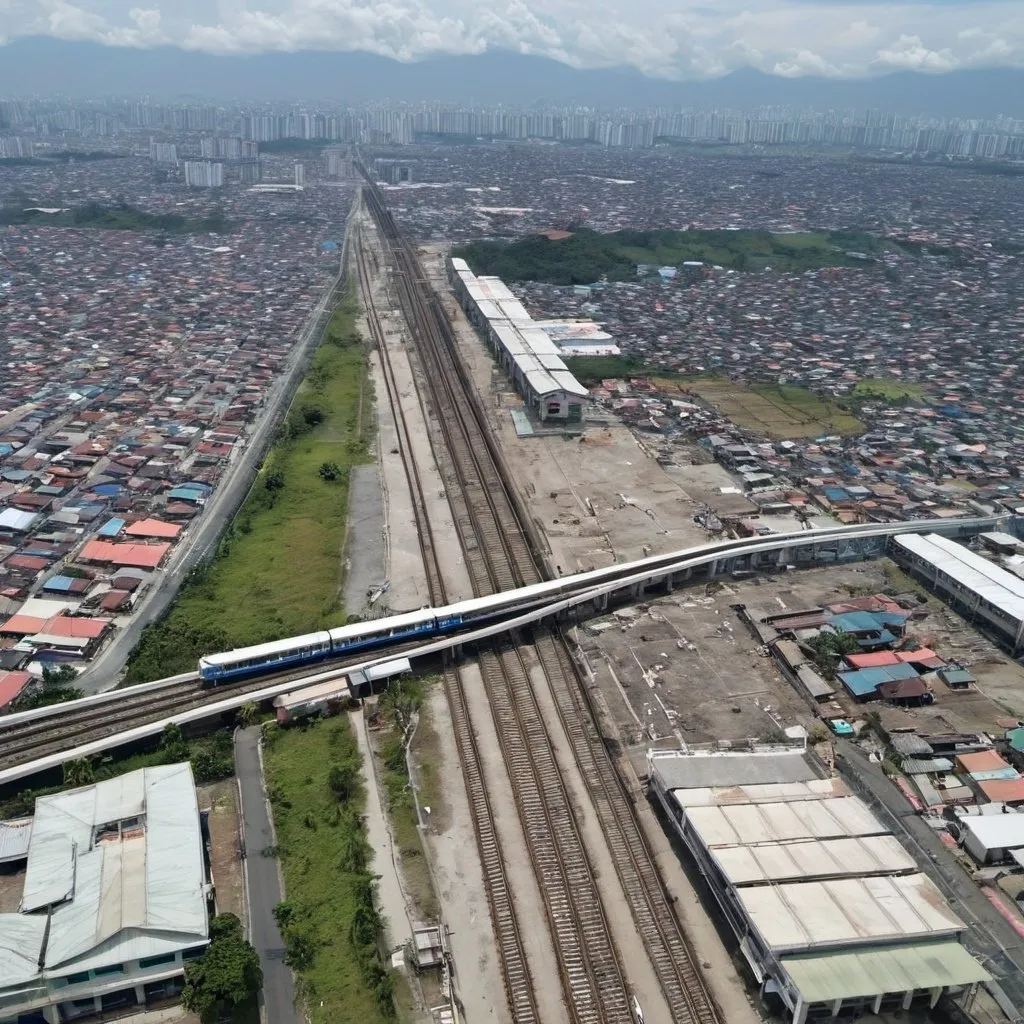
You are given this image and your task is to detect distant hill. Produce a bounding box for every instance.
[1,38,1024,117]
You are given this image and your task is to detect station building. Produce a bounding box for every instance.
[0,764,210,1024]
[448,257,589,423]
[891,532,1024,652]
[649,745,989,1023]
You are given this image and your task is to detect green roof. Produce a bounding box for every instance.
[781,942,989,1004]
[1006,726,1024,753]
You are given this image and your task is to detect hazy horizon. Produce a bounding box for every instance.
[2,38,1024,118]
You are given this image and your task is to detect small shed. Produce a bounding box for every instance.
[962,815,1024,865]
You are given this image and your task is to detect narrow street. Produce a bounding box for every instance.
[235,726,300,1024]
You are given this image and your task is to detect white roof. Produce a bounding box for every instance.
[0,914,47,986]
[0,508,38,532]
[328,608,434,642]
[961,813,1024,852]
[674,779,849,806]
[894,533,1024,625]
[4,764,208,981]
[713,835,917,886]
[682,796,886,848]
[201,629,331,668]
[740,873,965,953]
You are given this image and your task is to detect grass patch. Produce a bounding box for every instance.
[454,227,904,285]
[685,380,863,439]
[375,678,440,921]
[264,718,397,1023]
[853,377,926,401]
[124,291,372,683]
[0,202,233,233]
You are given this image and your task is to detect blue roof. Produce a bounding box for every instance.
[42,575,76,593]
[822,487,850,501]
[1,469,31,482]
[830,611,885,633]
[91,483,121,497]
[839,662,919,697]
[98,517,126,537]
[168,486,205,502]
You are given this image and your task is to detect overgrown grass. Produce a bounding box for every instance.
[124,293,372,682]
[853,377,926,401]
[263,719,396,1024]
[376,678,440,921]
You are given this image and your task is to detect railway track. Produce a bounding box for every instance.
[359,175,723,1024]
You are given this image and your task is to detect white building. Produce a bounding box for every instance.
[0,764,210,1024]
[183,161,224,188]
[649,745,989,1023]
[961,813,1024,865]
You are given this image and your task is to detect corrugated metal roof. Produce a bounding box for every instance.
[713,834,916,886]
[685,796,886,848]
[9,763,208,979]
[781,941,989,1003]
[652,750,819,792]
[0,818,32,863]
[0,914,47,986]
[894,533,1024,626]
[740,873,965,952]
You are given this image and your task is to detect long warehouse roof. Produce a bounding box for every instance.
[894,533,1024,625]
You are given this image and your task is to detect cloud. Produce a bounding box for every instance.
[2,0,1024,79]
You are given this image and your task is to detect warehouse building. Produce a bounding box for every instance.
[0,764,210,1023]
[649,745,989,1023]
[891,532,1024,652]
[448,257,589,422]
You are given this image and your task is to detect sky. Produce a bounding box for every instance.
[0,1,1022,81]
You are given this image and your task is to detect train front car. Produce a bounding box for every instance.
[198,630,333,684]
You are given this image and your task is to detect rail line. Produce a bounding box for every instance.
[359,172,723,1024]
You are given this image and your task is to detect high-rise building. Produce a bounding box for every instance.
[149,139,178,164]
[183,161,224,187]
[294,162,305,188]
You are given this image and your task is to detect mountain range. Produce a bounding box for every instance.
[1,38,1023,118]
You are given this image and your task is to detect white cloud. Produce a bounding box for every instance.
[2,0,1024,79]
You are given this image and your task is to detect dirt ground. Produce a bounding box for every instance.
[573,561,1024,779]
[198,780,247,929]
[0,865,24,913]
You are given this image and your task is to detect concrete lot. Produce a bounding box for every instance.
[571,562,1024,776]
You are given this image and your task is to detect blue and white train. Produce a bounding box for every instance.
[197,516,1007,684]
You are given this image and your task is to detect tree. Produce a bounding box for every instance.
[160,722,189,762]
[43,664,78,686]
[182,914,262,1024]
[264,471,285,492]
[62,757,96,788]
[328,759,360,803]
[807,629,860,679]
[237,702,259,728]
[318,461,343,482]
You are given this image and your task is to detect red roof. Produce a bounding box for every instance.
[846,651,900,668]
[40,614,110,639]
[0,670,31,709]
[79,540,170,569]
[895,648,938,663]
[957,750,1011,774]
[124,518,182,540]
[977,779,1024,804]
[0,614,46,636]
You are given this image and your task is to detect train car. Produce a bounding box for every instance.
[199,630,333,684]
[328,607,440,653]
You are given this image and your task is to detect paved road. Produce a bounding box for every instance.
[76,239,352,693]
[838,740,1024,1014]
[235,726,299,1024]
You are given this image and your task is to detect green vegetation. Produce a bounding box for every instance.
[0,202,234,234]
[182,913,262,1024]
[807,629,859,680]
[264,718,397,1023]
[564,354,653,383]
[686,380,864,439]
[0,723,235,819]
[852,377,926,402]
[453,227,903,285]
[9,663,83,712]
[124,291,371,683]
[377,678,439,919]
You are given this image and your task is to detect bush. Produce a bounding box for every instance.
[182,913,261,1024]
